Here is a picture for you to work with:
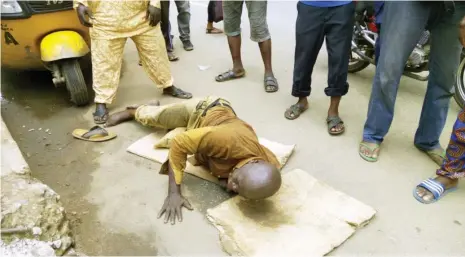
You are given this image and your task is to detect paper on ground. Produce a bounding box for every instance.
[206,169,376,256]
[127,131,295,185]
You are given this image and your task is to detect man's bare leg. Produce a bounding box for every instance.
[105,100,160,127]
[215,35,246,82]
[259,39,278,92]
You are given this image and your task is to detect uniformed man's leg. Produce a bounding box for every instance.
[91,37,127,124]
[131,27,192,99]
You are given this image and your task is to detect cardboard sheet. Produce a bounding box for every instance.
[127,131,295,184]
[206,169,377,256]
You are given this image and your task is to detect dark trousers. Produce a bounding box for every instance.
[161,0,174,51]
[208,1,215,22]
[375,24,381,65]
[292,2,355,98]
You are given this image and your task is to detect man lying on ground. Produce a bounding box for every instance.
[106,96,282,224]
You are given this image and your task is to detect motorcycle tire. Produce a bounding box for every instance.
[348,59,370,73]
[61,59,90,106]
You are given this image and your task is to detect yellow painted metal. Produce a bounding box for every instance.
[1,10,90,70]
[40,30,89,62]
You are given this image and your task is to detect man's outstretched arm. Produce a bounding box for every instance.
[157,127,213,225]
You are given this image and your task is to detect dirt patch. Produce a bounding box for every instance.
[1,70,157,256]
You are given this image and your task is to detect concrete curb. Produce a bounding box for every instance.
[1,116,80,256]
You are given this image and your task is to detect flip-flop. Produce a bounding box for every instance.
[163,86,193,99]
[264,76,279,93]
[359,141,380,162]
[206,28,223,34]
[93,110,109,124]
[215,70,245,82]
[424,147,445,166]
[168,52,179,62]
[72,126,116,142]
[326,116,345,136]
[284,103,308,120]
[413,178,458,204]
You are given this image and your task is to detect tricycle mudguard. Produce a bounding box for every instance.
[40,31,89,62]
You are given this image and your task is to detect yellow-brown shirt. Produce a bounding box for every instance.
[168,106,281,184]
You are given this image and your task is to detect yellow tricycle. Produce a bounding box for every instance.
[1,0,91,106]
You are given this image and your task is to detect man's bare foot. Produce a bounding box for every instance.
[105,109,136,127]
[415,175,458,203]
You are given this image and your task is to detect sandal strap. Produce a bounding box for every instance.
[418,178,446,200]
[81,126,108,139]
[327,116,343,128]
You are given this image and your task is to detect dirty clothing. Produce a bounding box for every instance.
[292,1,354,98]
[73,0,173,104]
[134,96,280,184]
[437,109,465,179]
[223,0,270,42]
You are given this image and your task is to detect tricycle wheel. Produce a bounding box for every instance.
[61,59,89,106]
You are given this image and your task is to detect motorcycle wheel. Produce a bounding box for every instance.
[454,56,465,109]
[61,59,90,106]
[348,52,370,73]
[348,59,370,73]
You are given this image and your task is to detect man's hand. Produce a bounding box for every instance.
[158,193,193,225]
[459,16,465,47]
[77,3,93,27]
[146,5,162,27]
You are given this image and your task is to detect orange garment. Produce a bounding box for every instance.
[166,107,281,184]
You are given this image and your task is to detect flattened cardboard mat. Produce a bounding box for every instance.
[207,169,377,256]
[127,129,296,184]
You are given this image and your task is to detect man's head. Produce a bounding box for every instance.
[227,160,281,200]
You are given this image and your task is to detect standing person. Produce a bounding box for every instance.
[215,0,279,93]
[206,0,223,34]
[139,0,179,63]
[413,16,465,204]
[359,1,464,163]
[74,0,192,124]
[168,0,194,51]
[284,0,355,135]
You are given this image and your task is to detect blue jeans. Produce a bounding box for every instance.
[363,1,464,151]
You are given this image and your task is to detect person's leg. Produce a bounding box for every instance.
[360,1,431,161]
[216,1,245,82]
[106,98,201,128]
[324,2,355,135]
[132,27,192,99]
[245,0,278,92]
[414,4,465,163]
[374,24,381,65]
[161,0,173,51]
[90,37,127,124]
[207,0,222,34]
[414,110,465,203]
[174,0,193,50]
[284,2,325,120]
[143,0,178,63]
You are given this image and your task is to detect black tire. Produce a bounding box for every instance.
[454,56,465,109]
[348,60,370,73]
[61,59,89,106]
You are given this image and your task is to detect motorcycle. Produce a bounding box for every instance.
[349,11,465,108]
